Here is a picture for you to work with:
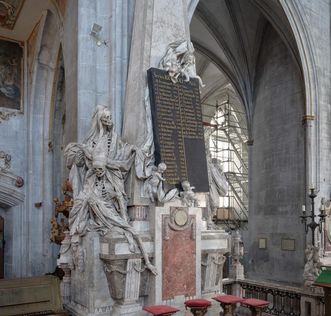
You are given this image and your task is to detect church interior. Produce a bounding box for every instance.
[0,0,330,315]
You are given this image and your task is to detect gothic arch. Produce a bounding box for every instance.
[27,9,64,275]
[188,0,319,188]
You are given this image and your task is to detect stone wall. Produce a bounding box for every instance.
[247,24,305,284]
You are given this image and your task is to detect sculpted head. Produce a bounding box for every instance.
[157,162,167,173]
[93,164,106,178]
[100,108,112,128]
[85,105,114,144]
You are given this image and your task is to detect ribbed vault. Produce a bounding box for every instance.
[191,0,303,138]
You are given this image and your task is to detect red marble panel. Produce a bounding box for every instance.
[162,216,196,300]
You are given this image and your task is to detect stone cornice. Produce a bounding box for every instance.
[0,151,25,208]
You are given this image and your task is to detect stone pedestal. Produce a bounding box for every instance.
[148,203,202,306]
[300,294,324,316]
[99,231,154,316]
[148,203,231,306]
[201,230,230,296]
[65,232,112,316]
[229,231,244,281]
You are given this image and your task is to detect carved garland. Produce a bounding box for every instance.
[201,254,226,267]
[104,260,146,275]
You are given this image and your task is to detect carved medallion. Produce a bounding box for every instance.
[162,207,197,300]
[174,208,188,226]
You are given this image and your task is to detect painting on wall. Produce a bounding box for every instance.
[0,0,25,30]
[0,38,23,111]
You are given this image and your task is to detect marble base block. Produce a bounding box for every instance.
[112,302,143,316]
[65,231,112,316]
[148,204,202,305]
[100,231,154,315]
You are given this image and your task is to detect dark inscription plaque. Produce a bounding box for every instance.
[148,67,209,192]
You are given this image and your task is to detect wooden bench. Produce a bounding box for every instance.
[0,275,67,316]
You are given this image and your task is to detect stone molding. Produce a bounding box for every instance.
[0,151,25,208]
[163,207,196,240]
[0,172,25,208]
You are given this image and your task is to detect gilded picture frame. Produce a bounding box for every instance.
[0,37,24,112]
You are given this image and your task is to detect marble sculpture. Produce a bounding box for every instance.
[64,105,157,274]
[145,162,178,203]
[159,39,205,87]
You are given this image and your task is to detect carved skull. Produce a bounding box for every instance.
[101,109,112,127]
[94,166,106,177]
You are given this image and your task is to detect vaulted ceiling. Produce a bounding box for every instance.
[191,0,302,130]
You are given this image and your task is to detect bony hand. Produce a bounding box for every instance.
[146,262,158,275]
[74,150,84,165]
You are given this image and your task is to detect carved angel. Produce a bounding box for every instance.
[159,39,205,87]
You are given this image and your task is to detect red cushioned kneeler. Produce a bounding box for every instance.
[213,295,243,316]
[241,298,270,316]
[184,299,211,316]
[143,305,179,315]
[213,295,243,304]
[242,298,269,307]
[184,299,211,308]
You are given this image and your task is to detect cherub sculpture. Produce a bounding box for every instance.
[180,180,198,207]
[145,162,178,203]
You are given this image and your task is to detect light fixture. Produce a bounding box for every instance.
[90,23,108,47]
[300,188,326,246]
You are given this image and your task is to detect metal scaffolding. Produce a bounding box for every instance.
[203,96,248,228]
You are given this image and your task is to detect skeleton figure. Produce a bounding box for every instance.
[65,105,137,221]
[64,105,157,275]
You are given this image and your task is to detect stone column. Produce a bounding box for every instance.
[110,0,135,133]
[76,0,113,141]
[122,0,191,205]
[229,230,244,280]
[229,230,244,297]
